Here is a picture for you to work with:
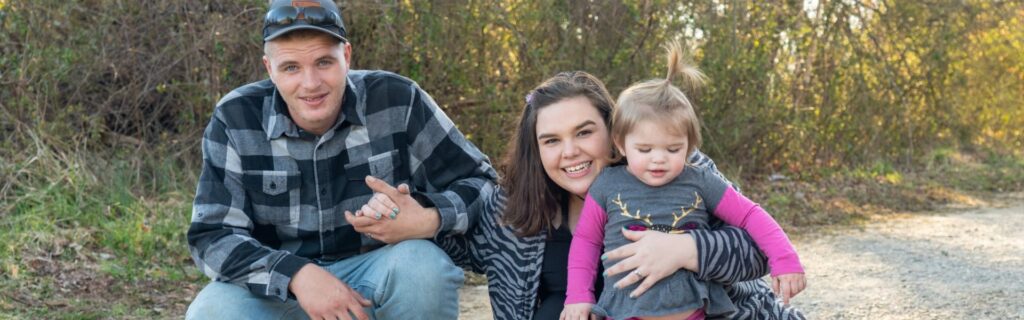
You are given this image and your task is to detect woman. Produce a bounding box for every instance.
[443,71,804,319]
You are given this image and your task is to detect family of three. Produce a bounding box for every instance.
[185,1,806,319]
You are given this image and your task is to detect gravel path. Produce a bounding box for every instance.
[795,202,1024,319]
[459,200,1024,319]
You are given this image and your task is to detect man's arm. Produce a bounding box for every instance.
[186,115,310,301]
[403,85,499,239]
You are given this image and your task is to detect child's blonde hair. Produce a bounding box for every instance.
[612,40,707,159]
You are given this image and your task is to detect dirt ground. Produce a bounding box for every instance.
[458,195,1024,319]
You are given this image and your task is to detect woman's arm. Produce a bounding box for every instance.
[688,224,771,283]
[600,224,771,298]
[711,187,803,277]
[437,188,548,320]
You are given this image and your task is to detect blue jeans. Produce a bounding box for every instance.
[185,240,464,319]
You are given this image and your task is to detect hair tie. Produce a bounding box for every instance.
[525,92,535,105]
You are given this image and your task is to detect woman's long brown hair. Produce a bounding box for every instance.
[500,71,617,237]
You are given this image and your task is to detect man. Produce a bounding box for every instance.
[185,0,498,319]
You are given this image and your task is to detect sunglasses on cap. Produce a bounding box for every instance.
[263,5,345,39]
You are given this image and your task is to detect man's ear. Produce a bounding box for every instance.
[262,55,274,82]
[342,41,352,66]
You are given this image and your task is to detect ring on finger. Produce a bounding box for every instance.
[632,270,646,279]
[374,211,382,220]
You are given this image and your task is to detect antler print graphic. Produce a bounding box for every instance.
[613,193,652,225]
[671,192,703,228]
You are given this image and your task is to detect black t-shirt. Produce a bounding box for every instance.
[535,201,604,319]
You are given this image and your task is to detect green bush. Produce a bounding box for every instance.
[2,0,1022,181]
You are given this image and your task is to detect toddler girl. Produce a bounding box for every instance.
[561,42,806,320]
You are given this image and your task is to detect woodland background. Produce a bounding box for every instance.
[1,0,1022,318]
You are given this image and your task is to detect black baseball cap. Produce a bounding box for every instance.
[263,0,347,42]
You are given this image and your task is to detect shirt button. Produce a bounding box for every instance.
[269,182,277,190]
[320,188,327,196]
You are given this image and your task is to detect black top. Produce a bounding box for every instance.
[535,201,604,318]
[539,205,573,293]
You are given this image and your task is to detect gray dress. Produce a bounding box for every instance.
[587,165,737,319]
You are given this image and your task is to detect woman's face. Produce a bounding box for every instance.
[535,96,613,198]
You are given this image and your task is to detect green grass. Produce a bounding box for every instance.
[0,146,206,319]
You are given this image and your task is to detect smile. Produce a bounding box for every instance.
[563,161,592,177]
[300,93,328,105]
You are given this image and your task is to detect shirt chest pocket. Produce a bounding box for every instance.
[241,170,300,226]
[345,149,403,186]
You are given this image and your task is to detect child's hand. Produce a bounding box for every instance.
[560,303,596,320]
[771,273,807,305]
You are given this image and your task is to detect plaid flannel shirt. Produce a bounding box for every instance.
[187,70,498,301]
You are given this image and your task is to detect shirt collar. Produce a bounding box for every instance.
[264,89,295,140]
[338,80,363,127]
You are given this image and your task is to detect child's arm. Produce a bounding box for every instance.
[565,194,608,307]
[713,187,806,304]
[713,187,803,275]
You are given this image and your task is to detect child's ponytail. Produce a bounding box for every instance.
[664,40,707,97]
[614,39,707,158]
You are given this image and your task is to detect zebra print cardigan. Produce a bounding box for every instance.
[440,152,805,320]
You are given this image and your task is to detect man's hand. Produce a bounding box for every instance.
[601,229,698,298]
[772,273,806,305]
[344,176,440,243]
[559,303,598,320]
[289,264,372,320]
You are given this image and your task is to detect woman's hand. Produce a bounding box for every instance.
[601,228,699,298]
[344,176,439,243]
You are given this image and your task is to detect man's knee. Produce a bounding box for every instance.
[186,297,239,320]
[187,283,238,320]
[186,282,301,320]
[374,240,462,316]
[387,240,461,277]
[383,240,463,292]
